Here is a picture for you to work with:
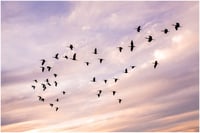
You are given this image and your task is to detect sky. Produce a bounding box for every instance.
[1,1,199,132]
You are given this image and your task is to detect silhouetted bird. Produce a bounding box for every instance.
[50,103,53,107]
[34,80,38,83]
[161,28,169,34]
[47,82,51,86]
[153,60,158,69]
[41,59,46,65]
[63,55,68,59]
[124,68,128,73]
[118,99,122,104]
[62,91,66,95]
[145,35,154,42]
[54,73,57,78]
[93,48,98,54]
[53,53,59,60]
[41,66,45,72]
[173,22,181,30]
[136,26,141,32]
[97,93,101,98]
[112,91,116,96]
[41,98,45,102]
[131,66,136,69]
[129,40,135,51]
[47,66,52,72]
[71,53,77,60]
[98,90,102,94]
[56,98,59,102]
[98,58,104,64]
[41,83,46,89]
[54,81,58,87]
[117,47,123,52]
[38,96,42,100]
[68,44,74,50]
[104,80,107,84]
[46,78,49,83]
[114,78,118,83]
[55,107,59,111]
[32,85,36,90]
[85,62,90,66]
[91,77,96,82]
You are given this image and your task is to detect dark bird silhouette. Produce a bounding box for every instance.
[85,62,90,66]
[131,66,136,69]
[91,77,96,82]
[32,85,36,90]
[98,90,102,94]
[55,107,59,111]
[41,83,46,90]
[53,53,59,60]
[50,103,53,107]
[62,91,66,95]
[117,47,123,52]
[41,98,45,102]
[161,28,169,34]
[118,99,122,104]
[54,73,57,78]
[136,26,141,32]
[47,66,52,72]
[40,66,45,72]
[63,55,68,59]
[112,91,116,96]
[97,93,101,98]
[41,59,46,65]
[47,82,51,86]
[34,80,38,83]
[129,40,135,51]
[54,81,58,87]
[124,68,128,73]
[56,98,59,102]
[93,48,98,54]
[38,96,42,100]
[153,60,158,69]
[98,58,104,64]
[71,53,77,61]
[104,80,107,84]
[114,78,118,83]
[68,44,74,50]
[145,35,154,42]
[173,22,181,30]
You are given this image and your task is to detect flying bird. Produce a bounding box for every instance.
[41,98,45,102]
[145,35,154,42]
[104,80,107,84]
[34,80,38,83]
[38,96,42,100]
[53,53,59,60]
[98,90,102,94]
[54,81,58,87]
[93,48,98,54]
[68,44,74,50]
[173,22,181,30]
[131,66,136,69]
[85,62,90,66]
[55,107,59,111]
[153,60,158,69]
[112,91,116,96]
[161,28,169,34]
[71,53,77,61]
[41,83,46,90]
[124,68,128,73]
[63,55,68,59]
[53,73,57,78]
[114,78,118,83]
[56,98,59,102]
[98,58,104,64]
[136,26,141,32]
[129,40,135,51]
[97,93,101,98]
[32,85,36,90]
[40,66,45,72]
[47,66,52,72]
[41,59,46,65]
[118,99,122,104]
[91,77,96,82]
[50,103,53,107]
[47,82,51,86]
[62,91,66,95]
[117,47,123,52]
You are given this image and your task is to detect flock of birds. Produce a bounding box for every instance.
[31,22,181,112]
